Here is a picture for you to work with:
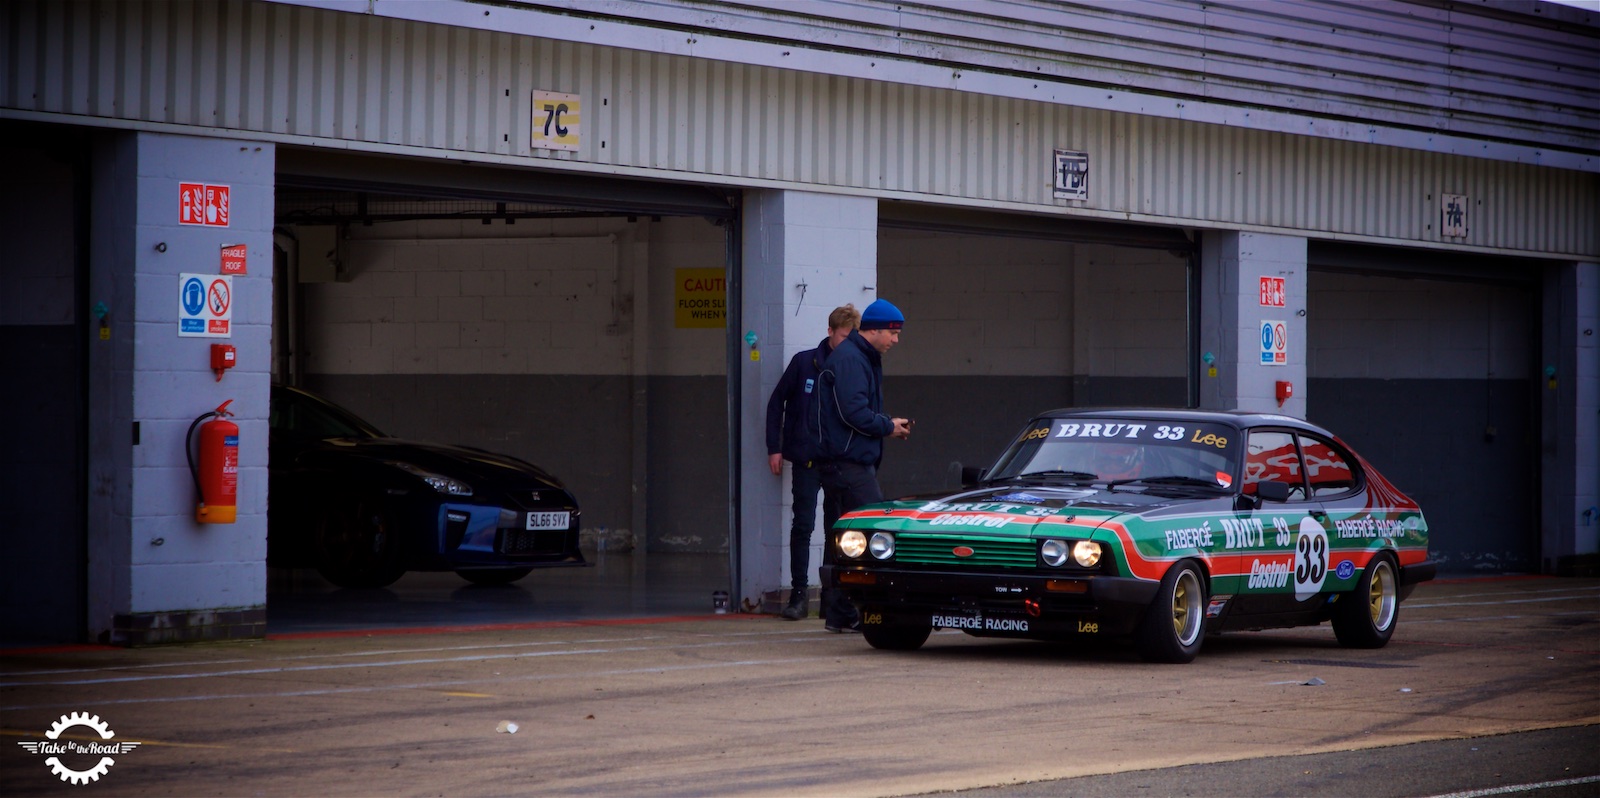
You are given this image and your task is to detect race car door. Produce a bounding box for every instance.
[1233,429,1327,614]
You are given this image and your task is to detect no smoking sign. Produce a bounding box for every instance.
[1259,320,1287,366]
[179,273,233,337]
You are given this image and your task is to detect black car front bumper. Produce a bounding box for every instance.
[823,564,1161,638]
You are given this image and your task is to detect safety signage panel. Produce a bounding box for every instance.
[1259,276,1285,307]
[179,273,233,337]
[674,268,725,328]
[1260,320,1287,366]
[180,183,231,227]
[220,244,247,275]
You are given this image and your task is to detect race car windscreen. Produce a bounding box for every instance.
[984,418,1241,490]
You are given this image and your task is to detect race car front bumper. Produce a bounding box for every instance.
[822,564,1160,637]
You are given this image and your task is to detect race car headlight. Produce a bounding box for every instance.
[838,530,867,559]
[1041,539,1069,567]
[1073,540,1103,567]
[391,462,474,496]
[869,532,895,560]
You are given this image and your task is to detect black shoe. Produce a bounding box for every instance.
[824,618,861,634]
[780,590,807,621]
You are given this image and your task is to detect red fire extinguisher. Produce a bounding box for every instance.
[187,400,238,524]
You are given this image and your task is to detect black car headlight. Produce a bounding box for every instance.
[1073,540,1103,567]
[869,532,895,560]
[1041,539,1103,568]
[1041,539,1069,567]
[391,462,473,496]
[838,530,867,559]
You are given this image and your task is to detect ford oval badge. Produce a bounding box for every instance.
[952,546,975,558]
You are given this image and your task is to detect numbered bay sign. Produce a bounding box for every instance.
[532,91,581,152]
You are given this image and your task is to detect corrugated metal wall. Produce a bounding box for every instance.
[543,0,1599,160]
[2,0,1595,257]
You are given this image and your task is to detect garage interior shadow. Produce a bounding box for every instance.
[266,552,729,634]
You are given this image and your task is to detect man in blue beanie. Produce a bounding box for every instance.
[815,298,912,632]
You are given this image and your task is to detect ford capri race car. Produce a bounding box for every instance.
[822,409,1436,663]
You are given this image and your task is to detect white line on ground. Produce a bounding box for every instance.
[0,635,824,689]
[1424,774,1600,797]
[1,656,839,711]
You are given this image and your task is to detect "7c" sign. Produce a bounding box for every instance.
[532,91,581,152]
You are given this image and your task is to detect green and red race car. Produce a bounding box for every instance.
[822,409,1435,663]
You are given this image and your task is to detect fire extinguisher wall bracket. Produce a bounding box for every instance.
[187,400,239,524]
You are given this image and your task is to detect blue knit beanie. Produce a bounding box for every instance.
[859,299,905,330]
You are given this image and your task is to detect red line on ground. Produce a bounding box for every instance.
[0,643,122,657]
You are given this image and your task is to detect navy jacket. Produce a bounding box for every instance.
[765,337,835,465]
[816,330,895,467]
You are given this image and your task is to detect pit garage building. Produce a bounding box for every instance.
[1,0,1595,645]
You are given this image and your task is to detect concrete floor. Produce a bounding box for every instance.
[266,551,732,634]
[2,577,1595,797]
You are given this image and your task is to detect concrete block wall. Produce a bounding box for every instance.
[299,215,729,553]
[88,132,274,644]
[881,229,1076,377]
[1199,231,1308,416]
[1309,272,1531,380]
[1307,270,1537,573]
[741,190,879,605]
[1072,244,1189,379]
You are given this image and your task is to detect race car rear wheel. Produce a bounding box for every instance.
[1332,552,1398,648]
[862,620,932,651]
[1135,560,1206,664]
[315,494,406,589]
[456,567,534,586]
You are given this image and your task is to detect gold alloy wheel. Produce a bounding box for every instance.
[1368,559,1397,629]
[1172,568,1203,645]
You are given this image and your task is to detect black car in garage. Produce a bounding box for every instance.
[267,385,585,588]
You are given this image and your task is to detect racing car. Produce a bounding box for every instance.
[822,409,1435,663]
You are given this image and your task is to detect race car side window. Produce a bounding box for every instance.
[1243,430,1308,501]
[1298,434,1358,498]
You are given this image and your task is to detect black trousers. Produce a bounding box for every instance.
[818,460,883,625]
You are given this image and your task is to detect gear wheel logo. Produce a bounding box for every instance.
[16,711,142,785]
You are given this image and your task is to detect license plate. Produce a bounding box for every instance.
[525,511,570,531]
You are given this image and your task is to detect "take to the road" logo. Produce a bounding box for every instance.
[15,712,142,785]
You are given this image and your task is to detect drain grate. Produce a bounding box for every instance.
[1265,658,1415,669]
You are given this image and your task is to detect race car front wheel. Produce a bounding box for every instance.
[456,567,534,586]
[862,620,932,651]
[1332,552,1398,648]
[1136,560,1206,664]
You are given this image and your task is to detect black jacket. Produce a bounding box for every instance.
[816,330,895,467]
[765,337,835,465]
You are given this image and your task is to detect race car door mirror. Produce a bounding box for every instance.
[961,465,987,487]
[1256,481,1291,504]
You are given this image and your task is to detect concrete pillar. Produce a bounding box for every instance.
[1540,261,1599,573]
[738,190,878,609]
[1198,231,1308,417]
[88,132,274,644]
